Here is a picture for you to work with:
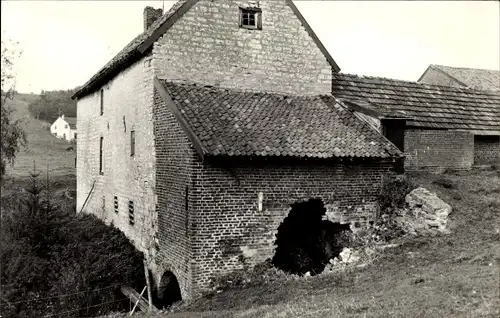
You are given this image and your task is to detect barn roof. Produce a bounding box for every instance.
[332,73,500,135]
[72,0,340,100]
[154,78,402,160]
[420,64,500,92]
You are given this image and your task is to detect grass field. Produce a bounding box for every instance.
[115,168,499,318]
[4,93,76,179]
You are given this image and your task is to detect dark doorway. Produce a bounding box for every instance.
[272,199,351,276]
[153,271,182,309]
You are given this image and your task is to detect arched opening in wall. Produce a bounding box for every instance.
[153,271,182,309]
[272,198,352,276]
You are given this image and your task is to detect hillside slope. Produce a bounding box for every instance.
[5,93,75,178]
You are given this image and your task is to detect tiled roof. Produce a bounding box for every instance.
[332,73,500,134]
[429,65,500,92]
[64,117,77,129]
[72,0,192,99]
[158,80,402,159]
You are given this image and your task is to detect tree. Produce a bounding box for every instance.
[1,37,26,182]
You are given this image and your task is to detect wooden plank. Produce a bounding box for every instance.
[121,286,157,313]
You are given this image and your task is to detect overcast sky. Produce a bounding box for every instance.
[1,0,499,94]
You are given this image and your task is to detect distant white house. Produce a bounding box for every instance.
[50,115,77,142]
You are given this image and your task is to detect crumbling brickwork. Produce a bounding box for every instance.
[76,55,157,254]
[474,135,500,165]
[152,0,332,95]
[404,129,474,171]
[188,161,393,297]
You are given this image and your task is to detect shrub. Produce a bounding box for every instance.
[0,171,145,317]
[370,175,418,244]
[379,175,417,215]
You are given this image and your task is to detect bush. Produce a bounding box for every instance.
[379,175,416,215]
[370,175,418,243]
[0,171,145,317]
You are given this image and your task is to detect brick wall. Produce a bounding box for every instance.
[152,90,202,299]
[404,129,474,171]
[418,67,465,88]
[152,0,332,95]
[76,55,157,255]
[189,161,394,297]
[474,135,500,165]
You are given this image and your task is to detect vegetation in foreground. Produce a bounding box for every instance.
[0,170,146,317]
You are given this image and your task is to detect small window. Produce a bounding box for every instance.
[114,196,118,213]
[63,133,66,139]
[239,7,262,30]
[55,126,57,130]
[74,133,77,140]
[128,200,135,226]
[130,130,135,157]
[65,124,68,129]
[100,89,104,115]
[99,137,104,175]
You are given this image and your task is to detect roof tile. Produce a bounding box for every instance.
[159,80,402,159]
[332,73,500,133]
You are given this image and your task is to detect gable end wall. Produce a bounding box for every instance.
[418,67,465,88]
[152,0,332,95]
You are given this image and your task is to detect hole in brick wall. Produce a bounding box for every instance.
[153,271,182,309]
[272,198,352,276]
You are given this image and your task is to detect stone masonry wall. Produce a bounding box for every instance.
[152,0,332,95]
[152,90,202,299]
[76,55,156,255]
[404,129,474,171]
[418,67,465,88]
[474,135,500,165]
[189,162,394,297]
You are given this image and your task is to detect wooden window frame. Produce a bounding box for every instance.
[130,130,135,157]
[239,7,262,30]
[99,136,104,175]
[100,89,104,116]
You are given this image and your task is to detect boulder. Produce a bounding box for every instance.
[405,187,452,232]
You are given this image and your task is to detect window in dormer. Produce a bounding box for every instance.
[239,7,262,30]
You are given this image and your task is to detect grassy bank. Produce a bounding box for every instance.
[146,169,499,318]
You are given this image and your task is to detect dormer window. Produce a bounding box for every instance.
[239,7,262,30]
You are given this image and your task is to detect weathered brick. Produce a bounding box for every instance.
[404,129,474,172]
[474,135,500,165]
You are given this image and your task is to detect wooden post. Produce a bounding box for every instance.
[130,286,147,316]
[144,259,153,312]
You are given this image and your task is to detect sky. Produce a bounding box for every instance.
[1,0,499,94]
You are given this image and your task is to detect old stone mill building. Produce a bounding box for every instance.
[73,0,442,302]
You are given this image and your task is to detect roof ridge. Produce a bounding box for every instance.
[432,64,500,73]
[334,72,500,95]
